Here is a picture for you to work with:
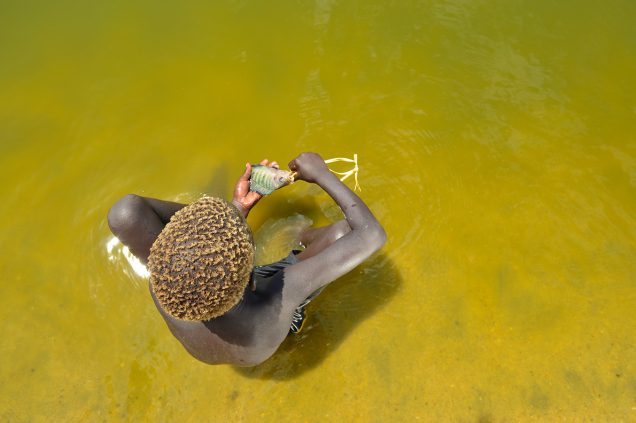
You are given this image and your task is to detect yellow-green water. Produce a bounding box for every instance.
[1,0,636,421]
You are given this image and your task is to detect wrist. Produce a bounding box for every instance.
[231,199,249,218]
[314,170,338,186]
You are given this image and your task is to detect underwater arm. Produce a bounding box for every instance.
[283,153,386,304]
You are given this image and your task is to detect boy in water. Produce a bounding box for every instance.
[107,152,386,366]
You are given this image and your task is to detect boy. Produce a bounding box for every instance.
[107,152,386,366]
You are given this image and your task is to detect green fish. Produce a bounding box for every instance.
[249,165,295,195]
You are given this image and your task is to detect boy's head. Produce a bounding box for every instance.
[148,196,254,321]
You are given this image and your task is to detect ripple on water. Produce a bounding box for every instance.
[373,127,462,255]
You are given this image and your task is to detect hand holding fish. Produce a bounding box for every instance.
[243,152,361,204]
[288,152,331,183]
[248,163,295,195]
[232,159,280,217]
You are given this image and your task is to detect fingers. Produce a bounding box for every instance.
[239,163,251,181]
[258,159,279,169]
[245,191,262,204]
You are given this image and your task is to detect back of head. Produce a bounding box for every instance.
[148,196,254,321]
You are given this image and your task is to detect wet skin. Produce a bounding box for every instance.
[107,153,386,366]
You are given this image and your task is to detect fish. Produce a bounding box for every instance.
[249,165,295,195]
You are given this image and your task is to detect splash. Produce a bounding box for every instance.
[106,236,150,278]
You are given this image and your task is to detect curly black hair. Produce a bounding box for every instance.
[148,196,254,320]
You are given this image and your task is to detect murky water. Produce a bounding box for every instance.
[1,0,636,421]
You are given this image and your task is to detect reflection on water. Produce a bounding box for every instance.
[1,0,636,421]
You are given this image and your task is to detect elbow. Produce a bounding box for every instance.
[375,224,387,249]
[235,357,266,368]
[365,223,387,253]
[107,194,142,236]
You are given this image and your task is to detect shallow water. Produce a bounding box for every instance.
[1,0,636,421]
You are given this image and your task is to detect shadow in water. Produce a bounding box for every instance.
[234,252,402,380]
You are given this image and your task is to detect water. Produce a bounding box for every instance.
[1,0,635,420]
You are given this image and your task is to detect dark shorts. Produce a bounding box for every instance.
[252,250,301,279]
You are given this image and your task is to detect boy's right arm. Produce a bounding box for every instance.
[282,153,387,306]
[107,195,187,263]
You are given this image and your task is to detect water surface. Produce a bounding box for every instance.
[1,0,635,421]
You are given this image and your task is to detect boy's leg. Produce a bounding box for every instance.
[285,220,351,333]
[296,220,351,261]
[107,194,186,264]
[289,221,350,333]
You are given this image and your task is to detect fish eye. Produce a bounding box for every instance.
[278,177,284,182]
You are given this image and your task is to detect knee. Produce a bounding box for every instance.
[331,220,351,242]
[107,194,145,236]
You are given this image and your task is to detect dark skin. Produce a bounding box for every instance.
[107,152,386,366]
